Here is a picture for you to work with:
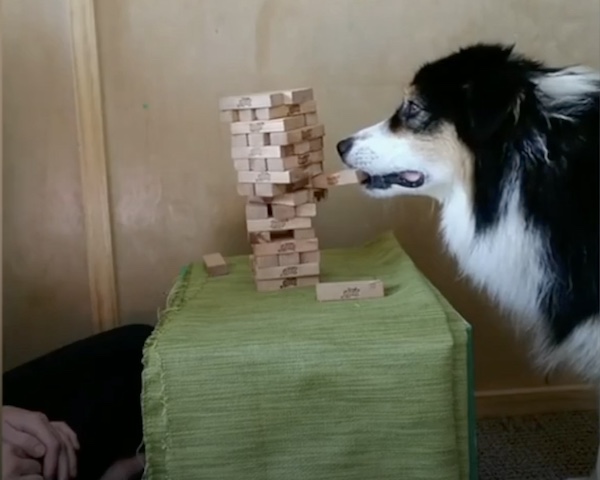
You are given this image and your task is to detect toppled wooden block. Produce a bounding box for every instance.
[316,280,384,302]
[203,253,229,277]
[255,275,319,292]
[312,169,368,189]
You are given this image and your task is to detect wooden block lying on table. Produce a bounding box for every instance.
[311,169,367,189]
[230,116,306,135]
[253,262,320,280]
[316,280,385,302]
[203,253,229,277]
[255,275,319,292]
[219,92,286,110]
[247,217,312,233]
[252,237,318,257]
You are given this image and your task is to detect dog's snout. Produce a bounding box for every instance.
[336,137,354,158]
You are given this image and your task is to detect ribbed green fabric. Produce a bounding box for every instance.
[141,232,473,480]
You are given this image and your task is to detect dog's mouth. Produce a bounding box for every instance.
[358,170,426,190]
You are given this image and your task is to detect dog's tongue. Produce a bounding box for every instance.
[399,171,423,182]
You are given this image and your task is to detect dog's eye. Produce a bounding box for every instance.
[402,100,422,119]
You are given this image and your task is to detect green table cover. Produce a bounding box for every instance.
[141,232,476,480]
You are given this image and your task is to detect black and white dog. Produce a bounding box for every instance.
[336,43,599,479]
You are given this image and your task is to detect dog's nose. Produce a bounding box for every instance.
[336,137,354,158]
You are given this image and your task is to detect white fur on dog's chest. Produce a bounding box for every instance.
[439,186,548,329]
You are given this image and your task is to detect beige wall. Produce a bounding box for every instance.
[4,0,599,396]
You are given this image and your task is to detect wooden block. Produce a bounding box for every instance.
[295,203,317,217]
[220,110,239,122]
[237,183,255,196]
[231,134,248,147]
[306,163,323,176]
[304,112,319,126]
[252,237,319,256]
[238,109,256,122]
[245,203,269,220]
[279,87,314,105]
[230,116,306,135]
[233,159,251,171]
[271,204,296,220]
[278,252,300,266]
[254,254,278,268]
[203,253,228,277]
[231,145,295,159]
[254,100,317,121]
[269,125,325,146]
[300,250,320,264]
[316,280,385,302]
[253,262,320,280]
[246,189,311,206]
[249,158,267,171]
[254,183,287,197]
[309,138,323,151]
[266,151,324,171]
[237,169,308,185]
[293,228,315,240]
[312,169,367,189]
[219,92,285,110]
[248,231,271,244]
[247,217,312,233]
[248,133,270,147]
[255,275,319,292]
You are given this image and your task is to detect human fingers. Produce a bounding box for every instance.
[5,410,61,479]
[2,423,46,459]
[52,424,77,479]
[51,422,79,451]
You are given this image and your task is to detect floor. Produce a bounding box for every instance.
[477,410,598,479]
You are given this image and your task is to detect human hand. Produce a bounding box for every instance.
[2,441,43,480]
[2,406,79,480]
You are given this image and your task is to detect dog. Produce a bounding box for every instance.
[336,43,599,479]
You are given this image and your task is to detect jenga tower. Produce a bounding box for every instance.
[218,88,327,292]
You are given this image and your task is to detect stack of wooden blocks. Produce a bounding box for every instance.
[219,88,327,292]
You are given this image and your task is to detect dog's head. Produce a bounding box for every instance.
[337,43,537,200]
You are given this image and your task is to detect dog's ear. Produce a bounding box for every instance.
[462,77,525,143]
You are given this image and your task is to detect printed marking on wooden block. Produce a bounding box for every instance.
[295,203,317,217]
[219,92,285,110]
[293,228,316,240]
[219,110,239,122]
[245,203,269,220]
[300,250,320,264]
[254,262,320,280]
[237,183,255,196]
[266,151,324,172]
[230,116,306,135]
[233,159,251,171]
[316,280,385,302]
[254,254,278,268]
[278,252,300,266]
[247,217,312,233]
[237,169,307,185]
[271,204,296,220]
[231,145,296,159]
[203,253,229,277]
[304,112,319,126]
[254,100,317,120]
[252,237,318,256]
[238,109,256,122]
[248,231,271,244]
[248,133,270,147]
[255,275,319,292]
[269,125,325,146]
[312,169,367,189]
[254,183,287,197]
